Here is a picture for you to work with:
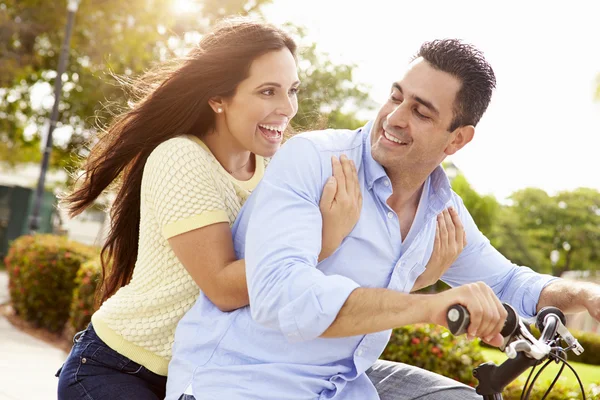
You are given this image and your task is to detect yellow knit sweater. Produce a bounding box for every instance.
[91,135,265,376]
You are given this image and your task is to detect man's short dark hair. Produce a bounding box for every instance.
[415,39,496,131]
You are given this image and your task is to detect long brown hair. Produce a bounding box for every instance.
[65,17,297,304]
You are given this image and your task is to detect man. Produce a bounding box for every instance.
[166,40,600,400]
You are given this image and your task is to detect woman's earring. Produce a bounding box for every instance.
[217,108,223,113]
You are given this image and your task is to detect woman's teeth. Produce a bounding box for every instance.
[259,124,285,134]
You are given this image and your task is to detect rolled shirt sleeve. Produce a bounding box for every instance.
[244,137,360,342]
[442,195,559,318]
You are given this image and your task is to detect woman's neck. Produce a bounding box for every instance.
[201,129,255,180]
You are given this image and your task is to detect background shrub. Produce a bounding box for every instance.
[68,258,102,334]
[565,330,600,366]
[381,323,484,386]
[503,378,600,400]
[5,234,98,332]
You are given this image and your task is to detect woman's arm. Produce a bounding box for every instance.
[168,155,362,312]
[169,222,248,312]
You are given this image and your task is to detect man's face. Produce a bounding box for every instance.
[371,58,463,174]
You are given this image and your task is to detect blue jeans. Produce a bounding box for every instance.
[56,323,167,399]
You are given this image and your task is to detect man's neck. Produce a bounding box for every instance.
[386,167,430,212]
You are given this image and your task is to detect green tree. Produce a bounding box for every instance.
[489,188,600,276]
[0,2,372,173]
[450,173,499,237]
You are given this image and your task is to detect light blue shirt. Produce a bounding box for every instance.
[166,122,557,400]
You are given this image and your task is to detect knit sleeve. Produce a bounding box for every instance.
[143,136,229,239]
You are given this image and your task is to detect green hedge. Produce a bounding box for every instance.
[503,379,600,400]
[68,258,102,333]
[527,325,600,366]
[5,234,98,333]
[381,323,484,386]
[564,330,600,366]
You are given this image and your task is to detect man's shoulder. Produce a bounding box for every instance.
[288,125,368,154]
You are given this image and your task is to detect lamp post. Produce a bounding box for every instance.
[29,0,81,232]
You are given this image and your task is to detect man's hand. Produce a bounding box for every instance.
[427,281,507,347]
[412,207,466,292]
[318,155,362,261]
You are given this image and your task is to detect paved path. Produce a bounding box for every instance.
[0,270,67,400]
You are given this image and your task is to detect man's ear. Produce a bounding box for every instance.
[208,97,225,113]
[445,125,475,156]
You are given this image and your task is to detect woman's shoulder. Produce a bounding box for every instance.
[147,135,212,167]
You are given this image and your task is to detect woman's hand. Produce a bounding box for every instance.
[318,155,362,261]
[411,207,466,292]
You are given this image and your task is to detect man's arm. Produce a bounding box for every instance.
[245,137,360,342]
[245,137,506,344]
[320,283,505,346]
[537,280,600,321]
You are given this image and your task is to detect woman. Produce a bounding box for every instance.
[56,18,362,400]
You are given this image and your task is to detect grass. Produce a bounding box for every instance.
[481,348,600,387]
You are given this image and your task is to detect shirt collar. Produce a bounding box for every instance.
[361,121,388,190]
[360,121,453,211]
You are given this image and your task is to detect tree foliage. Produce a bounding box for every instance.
[451,173,599,276]
[0,0,371,171]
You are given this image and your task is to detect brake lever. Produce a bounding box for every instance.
[555,319,584,355]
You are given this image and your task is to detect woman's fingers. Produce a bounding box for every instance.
[319,176,337,211]
[438,212,449,248]
[339,155,354,197]
[448,207,466,248]
[443,209,455,248]
[331,156,346,195]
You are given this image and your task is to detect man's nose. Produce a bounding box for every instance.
[386,103,409,130]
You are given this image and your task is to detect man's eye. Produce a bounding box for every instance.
[414,109,429,119]
[389,95,401,102]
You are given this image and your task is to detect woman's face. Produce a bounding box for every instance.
[218,48,300,157]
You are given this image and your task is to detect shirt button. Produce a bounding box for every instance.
[384,180,390,187]
[357,349,364,357]
[387,211,394,219]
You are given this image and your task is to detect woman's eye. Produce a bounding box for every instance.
[290,87,299,95]
[261,89,275,96]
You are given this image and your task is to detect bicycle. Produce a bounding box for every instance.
[446,303,586,399]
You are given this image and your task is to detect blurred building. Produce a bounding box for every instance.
[0,163,108,249]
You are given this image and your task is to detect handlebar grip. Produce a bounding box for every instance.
[447,304,470,335]
[447,303,519,337]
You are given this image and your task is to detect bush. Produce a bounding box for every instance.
[5,234,98,333]
[68,258,102,334]
[566,330,600,366]
[503,378,600,400]
[381,324,485,386]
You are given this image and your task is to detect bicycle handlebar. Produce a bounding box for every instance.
[445,303,582,399]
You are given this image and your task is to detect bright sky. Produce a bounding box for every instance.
[264,0,600,201]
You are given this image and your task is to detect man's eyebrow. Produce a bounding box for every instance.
[392,83,440,116]
[255,81,301,90]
